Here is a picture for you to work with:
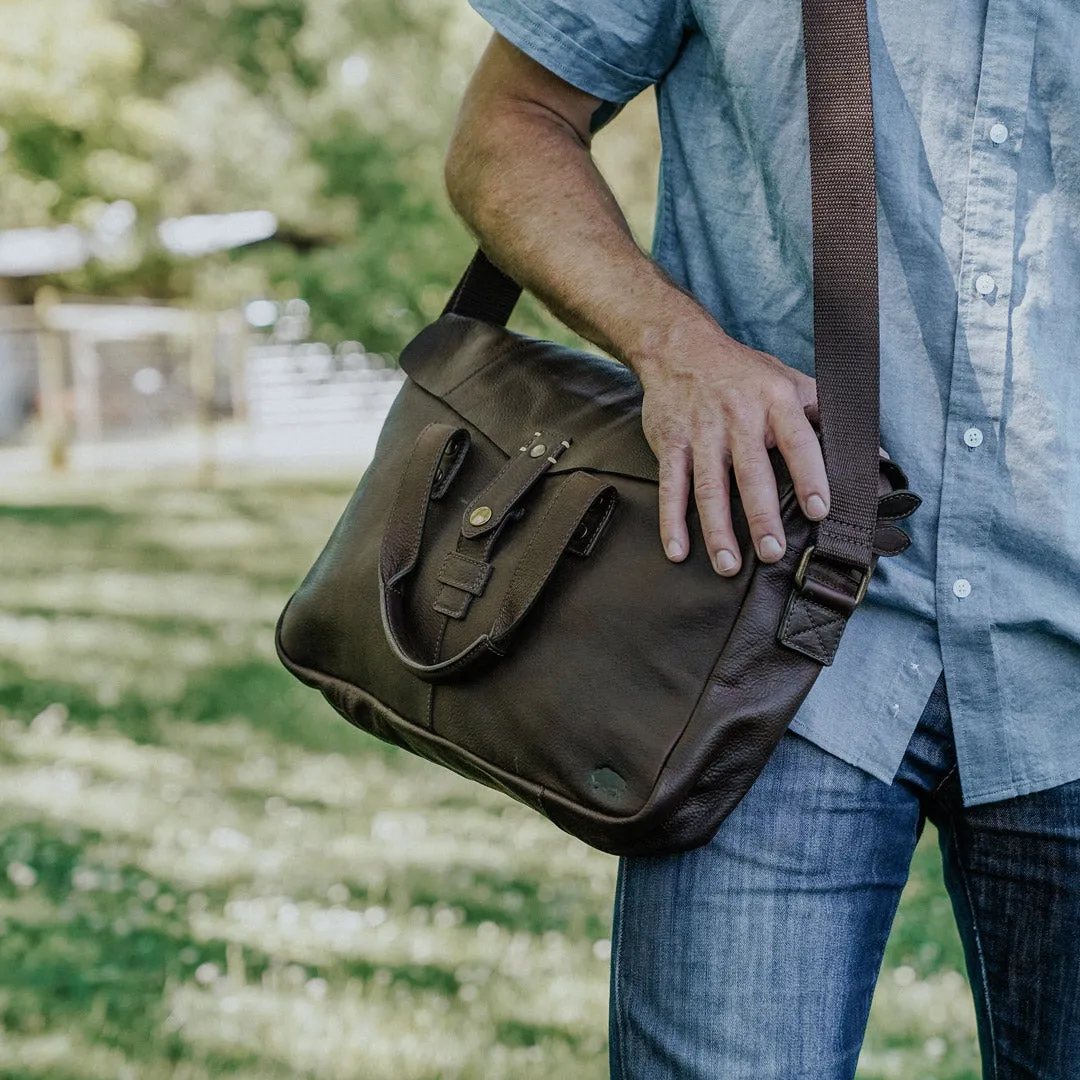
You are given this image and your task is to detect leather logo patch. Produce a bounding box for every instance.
[589,767,628,802]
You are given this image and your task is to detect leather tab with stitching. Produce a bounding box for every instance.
[779,591,847,665]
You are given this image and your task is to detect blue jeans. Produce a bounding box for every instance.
[609,674,1080,1078]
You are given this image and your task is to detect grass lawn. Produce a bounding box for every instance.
[0,470,980,1079]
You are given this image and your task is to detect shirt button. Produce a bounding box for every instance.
[964,427,984,448]
[975,273,996,295]
[953,578,972,599]
[989,122,1009,144]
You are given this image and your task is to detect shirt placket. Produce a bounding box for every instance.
[937,0,1040,801]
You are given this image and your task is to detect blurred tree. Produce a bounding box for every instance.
[0,1,143,224]
[0,0,658,353]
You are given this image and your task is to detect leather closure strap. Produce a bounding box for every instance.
[436,550,492,597]
[436,430,572,620]
[434,528,497,619]
[462,431,571,539]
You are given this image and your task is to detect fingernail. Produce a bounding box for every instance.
[714,550,738,574]
[806,494,827,519]
[758,535,783,560]
[665,539,685,560]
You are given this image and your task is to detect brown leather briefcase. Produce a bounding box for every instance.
[275,0,920,856]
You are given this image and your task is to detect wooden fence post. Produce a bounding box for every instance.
[33,286,69,471]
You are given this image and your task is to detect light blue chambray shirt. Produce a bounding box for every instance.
[469,0,1080,806]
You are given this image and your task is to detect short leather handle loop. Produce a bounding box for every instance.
[379,422,471,590]
[379,440,616,683]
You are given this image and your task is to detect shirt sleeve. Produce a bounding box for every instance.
[468,0,695,105]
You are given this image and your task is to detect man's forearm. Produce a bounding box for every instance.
[444,94,708,378]
[444,35,829,573]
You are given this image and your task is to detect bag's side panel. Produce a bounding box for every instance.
[534,518,820,855]
[276,381,455,731]
[562,457,903,856]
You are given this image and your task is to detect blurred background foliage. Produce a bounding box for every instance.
[0,475,980,1080]
[0,3,984,1077]
[0,0,658,352]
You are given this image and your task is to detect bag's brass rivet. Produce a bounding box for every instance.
[530,444,547,458]
[469,506,492,526]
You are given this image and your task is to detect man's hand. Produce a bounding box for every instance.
[445,34,829,573]
[634,317,828,574]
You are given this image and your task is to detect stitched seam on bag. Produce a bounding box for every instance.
[438,551,490,594]
[783,609,830,657]
[788,601,844,648]
[781,596,844,656]
[876,493,918,521]
[424,679,436,731]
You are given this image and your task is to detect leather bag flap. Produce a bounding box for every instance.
[399,313,660,482]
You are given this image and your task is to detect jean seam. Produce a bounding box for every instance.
[930,763,959,800]
[952,841,999,1080]
[611,861,631,1080]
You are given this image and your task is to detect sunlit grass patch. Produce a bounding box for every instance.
[0,504,130,528]
[859,968,979,1079]
[0,473,982,1078]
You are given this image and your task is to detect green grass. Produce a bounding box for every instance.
[0,473,980,1078]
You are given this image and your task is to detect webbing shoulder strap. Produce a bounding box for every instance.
[801,0,879,571]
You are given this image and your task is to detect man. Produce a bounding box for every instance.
[443,2,1080,1076]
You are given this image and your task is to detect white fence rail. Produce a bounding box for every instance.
[244,344,404,428]
[0,300,405,472]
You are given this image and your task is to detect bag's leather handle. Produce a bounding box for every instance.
[379,422,617,683]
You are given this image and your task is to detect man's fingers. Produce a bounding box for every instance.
[643,348,828,572]
[692,451,742,576]
[730,436,785,562]
[657,443,691,561]
[770,401,830,521]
